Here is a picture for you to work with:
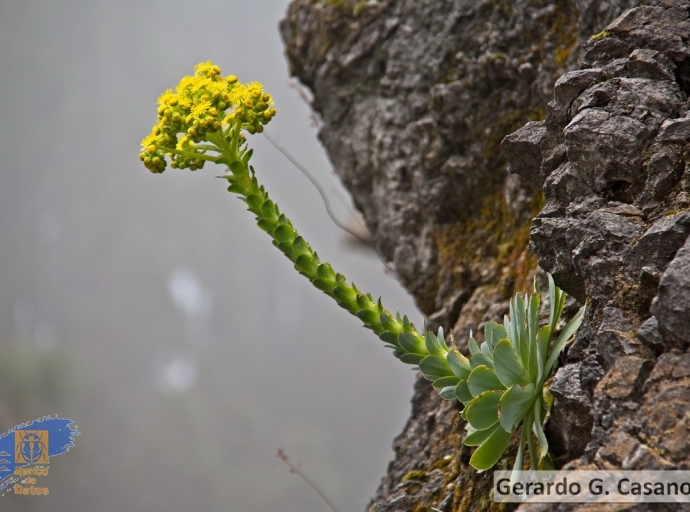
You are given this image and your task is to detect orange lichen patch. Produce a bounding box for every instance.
[549,5,579,67]
[433,190,544,302]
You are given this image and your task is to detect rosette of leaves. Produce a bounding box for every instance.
[417,276,585,473]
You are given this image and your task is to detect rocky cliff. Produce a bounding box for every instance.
[281,1,690,510]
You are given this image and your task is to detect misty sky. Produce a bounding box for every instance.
[0,1,423,511]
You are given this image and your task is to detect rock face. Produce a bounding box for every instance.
[281,1,690,510]
[505,1,690,507]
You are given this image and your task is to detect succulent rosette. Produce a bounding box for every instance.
[417,275,585,472]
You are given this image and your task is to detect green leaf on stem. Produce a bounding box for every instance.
[469,425,512,470]
[467,366,505,396]
[465,390,502,430]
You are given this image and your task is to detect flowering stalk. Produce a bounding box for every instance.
[139,61,431,364]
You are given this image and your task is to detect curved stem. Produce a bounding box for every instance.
[191,144,220,151]
[158,146,219,162]
[212,125,428,360]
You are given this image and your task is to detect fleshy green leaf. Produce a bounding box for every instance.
[469,424,513,471]
[437,327,450,351]
[532,397,549,462]
[498,383,535,433]
[312,278,333,292]
[464,423,501,446]
[469,336,481,356]
[535,325,551,385]
[333,285,357,307]
[536,325,551,365]
[245,194,263,211]
[508,301,519,354]
[485,322,507,349]
[241,148,253,165]
[548,274,558,332]
[261,199,277,218]
[228,183,244,194]
[526,293,540,382]
[399,332,426,355]
[419,355,453,381]
[399,353,425,365]
[528,293,540,349]
[276,241,293,257]
[470,354,494,370]
[515,294,528,366]
[439,386,457,400]
[447,350,471,380]
[480,341,492,359]
[229,160,243,174]
[465,390,502,430]
[425,330,447,356]
[291,236,310,257]
[380,313,398,332]
[467,366,505,397]
[548,274,566,335]
[432,375,461,389]
[544,303,586,376]
[379,331,399,347]
[273,223,296,243]
[317,263,336,280]
[257,218,277,233]
[402,315,412,332]
[357,309,380,326]
[356,294,372,310]
[294,254,317,275]
[493,339,528,387]
[454,380,473,403]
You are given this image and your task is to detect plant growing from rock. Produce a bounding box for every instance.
[139,61,586,475]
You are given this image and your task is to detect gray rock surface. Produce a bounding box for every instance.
[506,1,690,510]
[655,235,690,349]
[281,0,690,510]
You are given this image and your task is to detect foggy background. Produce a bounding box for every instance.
[0,1,423,510]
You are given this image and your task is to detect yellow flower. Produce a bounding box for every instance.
[194,60,217,75]
[176,136,190,150]
[190,77,211,93]
[206,80,227,93]
[191,100,211,118]
[178,97,192,110]
[244,82,263,97]
[227,84,246,105]
[141,61,276,174]
[140,133,158,149]
[176,75,196,93]
[157,89,175,106]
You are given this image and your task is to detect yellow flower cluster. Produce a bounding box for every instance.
[139,61,276,173]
